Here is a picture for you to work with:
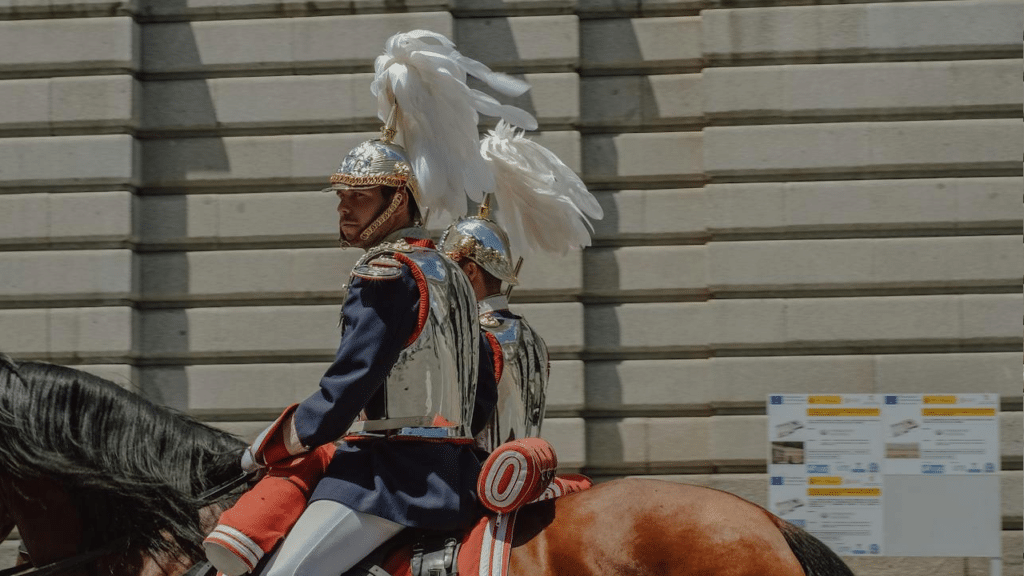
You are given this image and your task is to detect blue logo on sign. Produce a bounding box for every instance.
[869,463,879,473]
[770,395,783,405]
[922,464,944,474]
[870,544,880,555]
[771,476,784,485]
[985,463,995,473]
[807,464,829,474]
[885,396,898,404]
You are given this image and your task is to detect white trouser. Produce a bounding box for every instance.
[260,500,405,576]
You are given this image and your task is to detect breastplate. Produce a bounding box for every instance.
[346,245,480,441]
[476,314,549,452]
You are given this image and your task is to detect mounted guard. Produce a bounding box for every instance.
[203,29,537,576]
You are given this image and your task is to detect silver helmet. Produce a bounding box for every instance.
[440,200,519,286]
[326,110,422,207]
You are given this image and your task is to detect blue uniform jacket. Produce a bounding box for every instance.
[293,247,497,531]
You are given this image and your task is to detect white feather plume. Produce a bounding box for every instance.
[371,30,538,224]
[481,121,604,257]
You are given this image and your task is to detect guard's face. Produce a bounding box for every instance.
[337,187,386,243]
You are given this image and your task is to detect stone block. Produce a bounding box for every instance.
[454,16,579,72]
[702,0,1024,63]
[140,305,339,361]
[137,192,337,248]
[586,417,710,472]
[578,0,706,16]
[708,236,1022,293]
[710,299,785,349]
[960,294,1023,340]
[711,295,1021,351]
[0,307,134,359]
[708,414,764,462]
[451,0,575,16]
[514,248,583,298]
[591,188,707,243]
[713,356,876,402]
[1002,470,1022,524]
[581,73,702,129]
[705,178,1023,235]
[585,302,710,355]
[0,250,135,303]
[0,0,133,18]
[142,13,453,76]
[141,74,377,134]
[583,132,703,186]
[585,359,715,413]
[1001,411,1022,460]
[583,245,707,299]
[515,302,584,353]
[875,353,1022,397]
[0,542,18,573]
[136,0,451,19]
[777,296,960,348]
[0,79,49,132]
[704,120,1022,179]
[50,75,138,131]
[141,133,366,189]
[546,359,584,414]
[540,417,585,470]
[0,17,137,75]
[0,191,133,247]
[704,60,1023,121]
[0,135,138,189]
[138,249,356,304]
[581,17,702,73]
[142,362,329,413]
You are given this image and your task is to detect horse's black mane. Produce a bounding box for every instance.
[0,354,246,562]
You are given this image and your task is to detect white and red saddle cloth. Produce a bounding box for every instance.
[205,437,591,576]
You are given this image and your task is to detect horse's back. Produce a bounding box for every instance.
[509,478,807,576]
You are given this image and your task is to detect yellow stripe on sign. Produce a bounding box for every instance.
[807,408,881,417]
[808,476,843,485]
[922,408,996,417]
[808,488,881,497]
[923,395,957,404]
[808,396,843,404]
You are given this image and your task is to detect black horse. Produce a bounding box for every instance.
[0,355,245,575]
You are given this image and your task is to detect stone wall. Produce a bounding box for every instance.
[0,0,1020,572]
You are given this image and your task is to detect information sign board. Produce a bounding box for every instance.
[767,393,1000,559]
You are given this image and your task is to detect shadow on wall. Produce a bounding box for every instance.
[135,0,230,409]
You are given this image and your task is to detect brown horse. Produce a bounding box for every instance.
[0,357,853,576]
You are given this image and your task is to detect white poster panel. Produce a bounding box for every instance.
[881,393,1000,476]
[768,394,885,556]
[769,393,1001,559]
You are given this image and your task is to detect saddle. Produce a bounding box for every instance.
[207,438,590,576]
[345,477,592,576]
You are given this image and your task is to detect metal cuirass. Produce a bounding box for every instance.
[346,245,480,441]
[476,314,549,452]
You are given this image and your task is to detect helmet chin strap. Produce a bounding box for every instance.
[338,186,406,249]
